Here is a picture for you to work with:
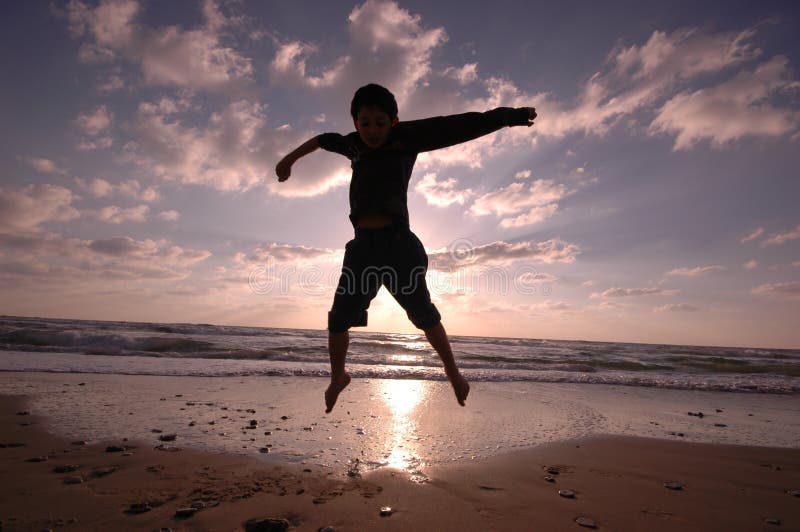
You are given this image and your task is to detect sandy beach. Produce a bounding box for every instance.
[0,373,799,531]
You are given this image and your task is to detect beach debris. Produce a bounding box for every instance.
[264,431,272,435]
[380,506,394,517]
[303,426,313,431]
[243,517,290,532]
[158,433,177,442]
[154,444,181,452]
[91,467,117,478]
[558,489,576,498]
[544,476,556,483]
[788,489,800,497]
[663,482,684,490]
[356,428,365,435]
[259,447,271,454]
[174,507,198,518]
[105,445,126,452]
[63,475,83,485]
[764,518,782,525]
[246,409,256,413]
[52,464,80,473]
[26,456,48,462]
[126,502,151,514]
[0,442,26,448]
[687,411,704,418]
[575,516,598,529]
[186,401,196,406]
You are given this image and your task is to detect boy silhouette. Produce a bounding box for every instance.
[276,84,536,412]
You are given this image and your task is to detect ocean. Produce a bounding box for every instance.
[1,315,798,394]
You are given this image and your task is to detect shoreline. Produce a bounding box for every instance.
[1,392,799,531]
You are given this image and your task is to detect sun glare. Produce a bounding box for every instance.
[378,379,429,473]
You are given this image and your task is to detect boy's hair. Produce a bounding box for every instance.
[350,83,398,121]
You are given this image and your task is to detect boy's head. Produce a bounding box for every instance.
[351,83,398,148]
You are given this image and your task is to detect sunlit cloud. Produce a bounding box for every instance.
[429,238,579,270]
[591,286,678,298]
[762,224,800,246]
[655,303,700,312]
[414,172,472,207]
[742,260,759,270]
[0,184,81,233]
[751,281,800,298]
[84,204,149,224]
[666,265,725,276]
[25,157,67,175]
[740,227,765,243]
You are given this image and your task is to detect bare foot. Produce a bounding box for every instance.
[448,372,470,406]
[325,372,351,413]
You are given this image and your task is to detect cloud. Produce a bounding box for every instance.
[76,105,113,135]
[751,281,800,298]
[0,184,81,233]
[84,204,149,223]
[740,227,765,243]
[237,242,339,266]
[414,172,472,207]
[76,177,159,202]
[514,170,531,180]
[25,157,67,175]
[157,210,179,221]
[762,225,800,246]
[591,286,677,298]
[443,63,478,85]
[429,238,579,270]
[655,303,700,312]
[469,179,568,227]
[650,56,800,150]
[742,260,759,270]
[64,0,253,90]
[665,265,725,276]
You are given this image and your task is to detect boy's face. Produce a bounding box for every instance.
[354,105,397,148]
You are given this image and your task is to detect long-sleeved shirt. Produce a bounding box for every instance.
[317,107,531,228]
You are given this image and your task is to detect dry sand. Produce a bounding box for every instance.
[1,393,799,531]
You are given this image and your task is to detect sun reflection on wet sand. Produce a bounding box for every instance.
[378,379,429,476]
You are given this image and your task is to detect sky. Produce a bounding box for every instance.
[1,0,799,348]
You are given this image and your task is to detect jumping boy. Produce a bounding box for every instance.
[275,84,537,412]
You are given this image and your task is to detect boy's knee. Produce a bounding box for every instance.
[407,304,441,330]
[327,309,368,332]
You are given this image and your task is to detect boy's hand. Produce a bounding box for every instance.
[276,158,292,182]
[525,107,537,127]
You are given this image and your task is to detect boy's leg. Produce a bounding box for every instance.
[424,322,470,406]
[326,330,351,413]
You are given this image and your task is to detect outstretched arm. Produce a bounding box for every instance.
[401,107,537,153]
[275,137,320,182]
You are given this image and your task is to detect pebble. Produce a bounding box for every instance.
[0,442,26,448]
[105,445,126,452]
[53,464,80,473]
[575,516,598,529]
[280,415,289,420]
[63,475,83,485]
[687,411,704,418]
[26,456,48,462]
[174,507,198,518]
[379,506,393,517]
[788,489,800,497]
[127,502,151,514]
[151,429,163,433]
[663,482,684,490]
[558,489,576,499]
[243,517,290,532]
[764,518,782,525]
[16,411,30,416]
[544,476,556,483]
[259,447,271,454]
[190,501,205,510]
[546,467,560,475]
[70,440,87,446]
[714,423,727,427]
[158,434,177,442]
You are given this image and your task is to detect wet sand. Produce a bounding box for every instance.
[1,381,799,530]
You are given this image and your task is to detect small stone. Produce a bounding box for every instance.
[127,502,151,514]
[0,442,26,448]
[663,482,683,490]
[379,506,393,517]
[243,517,290,532]
[246,409,256,414]
[53,464,80,473]
[105,445,125,452]
[151,428,162,433]
[544,476,556,483]
[70,440,87,446]
[303,427,313,431]
[158,434,177,442]
[788,489,800,497]
[26,456,48,462]
[558,489,576,498]
[259,447,271,454]
[280,415,289,420]
[122,452,133,457]
[576,516,598,528]
[764,518,782,525]
[63,475,83,485]
[714,423,727,427]
[715,408,723,413]
[190,501,205,510]
[174,507,197,518]
[16,411,30,416]
[264,431,271,435]
[296,488,305,495]
[546,467,560,475]
[188,421,196,427]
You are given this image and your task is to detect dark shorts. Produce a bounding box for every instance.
[328,224,441,333]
